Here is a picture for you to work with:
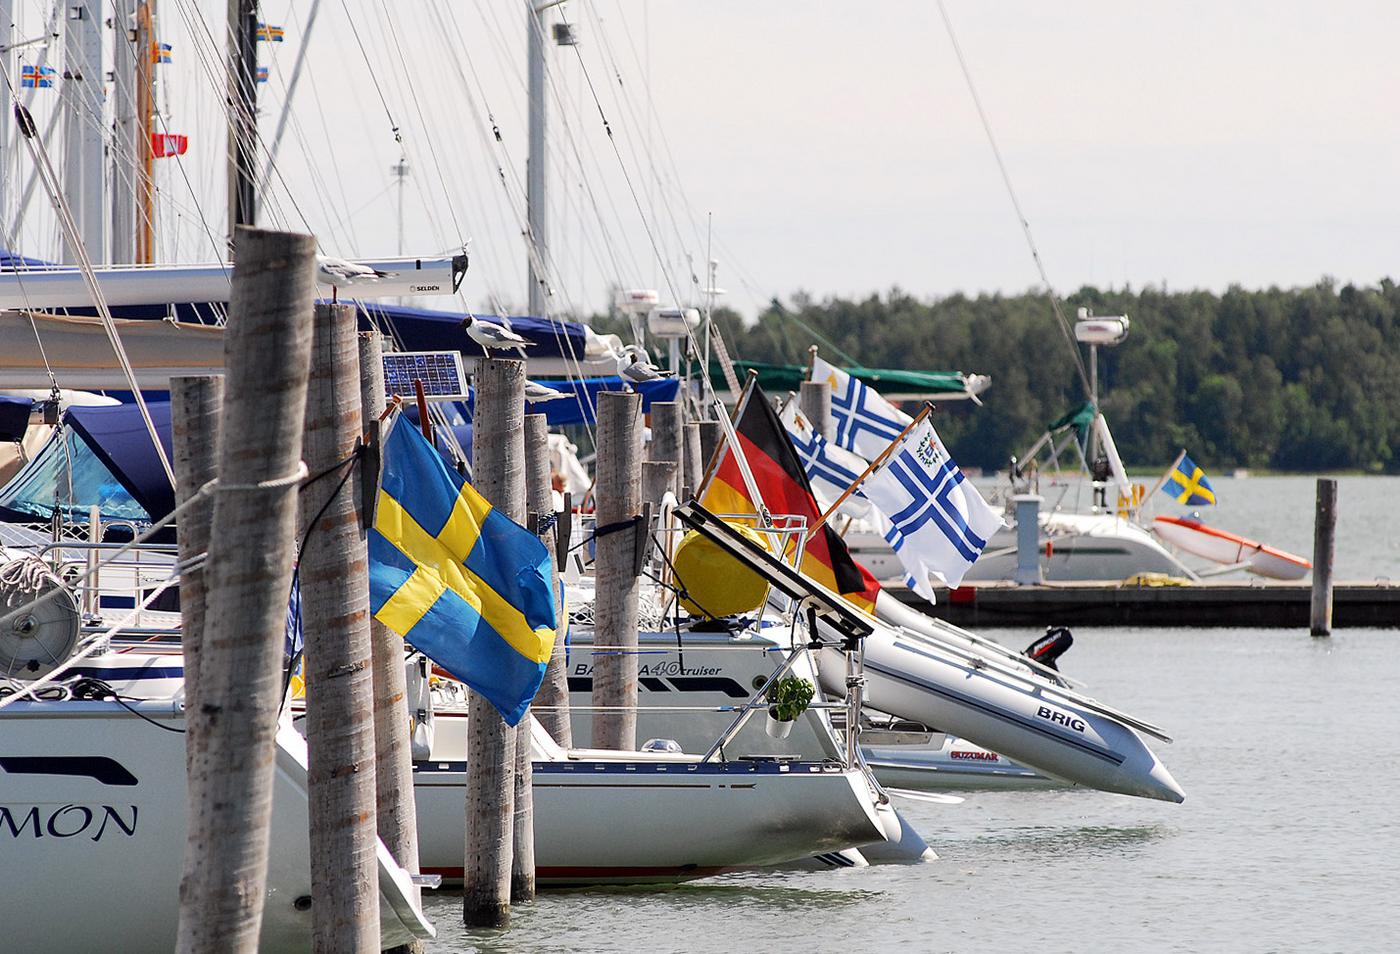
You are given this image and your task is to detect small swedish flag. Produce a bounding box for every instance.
[369,419,556,726]
[1161,452,1216,506]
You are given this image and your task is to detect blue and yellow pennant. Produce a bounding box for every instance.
[1161,452,1216,506]
[369,420,556,726]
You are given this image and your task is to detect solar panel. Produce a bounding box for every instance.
[381,350,469,401]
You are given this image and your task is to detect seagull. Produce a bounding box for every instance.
[316,256,396,287]
[616,350,671,388]
[525,380,571,403]
[462,315,533,357]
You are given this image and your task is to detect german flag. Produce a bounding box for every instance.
[701,384,881,612]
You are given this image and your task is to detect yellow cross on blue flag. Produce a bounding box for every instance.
[369,419,556,725]
[1161,452,1216,506]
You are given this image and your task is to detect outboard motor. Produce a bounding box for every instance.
[1023,626,1074,673]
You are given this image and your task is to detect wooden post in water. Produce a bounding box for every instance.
[641,460,677,507]
[1310,477,1337,637]
[176,227,316,954]
[301,302,379,951]
[525,413,571,748]
[357,331,423,954]
[170,375,223,721]
[683,422,703,499]
[800,379,833,441]
[592,391,643,750]
[647,400,683,500]
[697,419,723,474]
[464,358,524,924]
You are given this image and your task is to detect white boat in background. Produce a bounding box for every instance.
[1152,515,1310,581]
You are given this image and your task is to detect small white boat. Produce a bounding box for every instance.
[1152,515,1311,581]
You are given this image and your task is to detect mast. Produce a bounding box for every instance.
[226,0,257,246]
[61,1,105,263]
[0,0,11,229]
[526,1,549,316]
[110,1,138,263]
[135,3,155,263]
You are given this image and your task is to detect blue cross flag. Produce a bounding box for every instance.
[862,418,1004,600]
[813,356,912,461]
[779,399,876,521]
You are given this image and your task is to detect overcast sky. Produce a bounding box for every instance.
[6,1,1398,319]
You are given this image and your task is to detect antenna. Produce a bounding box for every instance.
[391,155,410,256]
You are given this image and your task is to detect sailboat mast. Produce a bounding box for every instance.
[110,1,139,263]
[526,1,549,315]
[226,0,257,245]
[135,2,155,263]
[61,1,105,263]
[0,0,11,228]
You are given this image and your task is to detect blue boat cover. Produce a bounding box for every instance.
[64,402,175,521]
[519,376,680,426]
[0,395,33,442]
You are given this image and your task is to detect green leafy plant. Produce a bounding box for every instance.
[767,675,815,723]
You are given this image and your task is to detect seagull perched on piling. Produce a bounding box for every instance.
[525,380,571,403]
[616,350,671,389]
[462,315,533,357]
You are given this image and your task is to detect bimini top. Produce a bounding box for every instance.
[0,402,173,526]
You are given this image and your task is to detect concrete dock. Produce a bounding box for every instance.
[893,580,1400,628]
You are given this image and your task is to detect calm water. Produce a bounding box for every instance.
[422,476,1400,953]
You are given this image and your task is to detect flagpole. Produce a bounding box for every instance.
[809,402,934,537]
[1144,448,1187,511]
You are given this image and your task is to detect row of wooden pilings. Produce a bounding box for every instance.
[169,227,725,951]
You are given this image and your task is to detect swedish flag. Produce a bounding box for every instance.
[1161,452,1216,506]
[369,420,556,726]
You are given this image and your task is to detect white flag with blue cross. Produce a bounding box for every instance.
[812,356,912,461]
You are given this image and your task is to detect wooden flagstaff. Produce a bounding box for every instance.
[807,403,935,537]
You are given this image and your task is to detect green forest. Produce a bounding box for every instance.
[663,280,1400,474]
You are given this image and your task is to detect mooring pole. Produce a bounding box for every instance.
[1310,477,1337,637]
[697,419,723,474]
[176,227,316,954]
[170,375,223,723]
[525,413,571,748]
[301,303,379,951]
[357,331,423,954]
[592,391,643,750]
[800,379,833,441]
[641,460,677,508]
[683,421,703,499]
[647,400,683,500]
[465,358,525,924]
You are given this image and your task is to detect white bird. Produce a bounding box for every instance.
[525,380,571,403]
[616,350,670,388]
[316,256,396,287]
[462,315,533,355]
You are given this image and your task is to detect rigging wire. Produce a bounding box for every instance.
[934,0,1092,400]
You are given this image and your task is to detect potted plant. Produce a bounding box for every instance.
[764,675,815,740]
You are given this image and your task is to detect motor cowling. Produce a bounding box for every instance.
[1023,626,1073,672]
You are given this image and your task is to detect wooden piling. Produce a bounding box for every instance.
[641,460,678,507]
[1310,477,1337,636]
[300,303,379,951]
[647,400,683,500]
[525,413,571,748]
[683,422,703,499]
[697,419,723,473]
[464,358,525,924]
[170,375,223,724]
[800,379,833,441]
[357,331,423,954]
[591,391,643,750]
[176,227,316,954]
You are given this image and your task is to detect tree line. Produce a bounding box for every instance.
[679,279,1399,474]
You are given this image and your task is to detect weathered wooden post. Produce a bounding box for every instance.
[683,421,703,498]
[525,413,571,748]
[800,379,833,441]
[647,400,683,500]
[301,302,379,951]
[592,391,643,750]
[176,227,316,954]
[1310,477,1337,636]
[641,460,677,507]
[697,419,723,474]
[357,331,423,954]
[170,375,223,719]
[465,358,526,924]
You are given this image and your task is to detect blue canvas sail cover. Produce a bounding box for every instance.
[0,395,33,442]
[0,402,174,525]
